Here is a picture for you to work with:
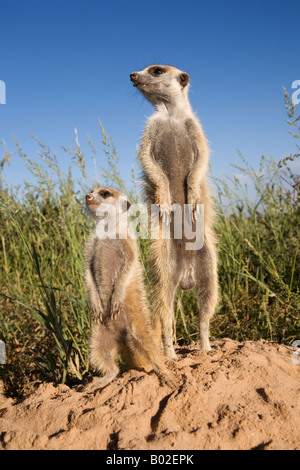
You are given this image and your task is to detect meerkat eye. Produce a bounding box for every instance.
[149,67,165,76]
[100,190,111,198]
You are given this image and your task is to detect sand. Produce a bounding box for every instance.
[0,338,299,450]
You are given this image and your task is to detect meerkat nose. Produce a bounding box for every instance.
[130,73,138,82]
[86,194,93,202]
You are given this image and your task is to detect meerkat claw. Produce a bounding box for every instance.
[162,210,170,226]
[111,303,121,320]
[159,202,171,225]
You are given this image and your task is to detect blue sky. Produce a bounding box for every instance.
[0,0,299,192]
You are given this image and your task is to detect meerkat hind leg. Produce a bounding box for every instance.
[128,322,177,388]
[88,372,118,391]
[87,323,119,390]
[195,244,218,351]
[152,278,179,360]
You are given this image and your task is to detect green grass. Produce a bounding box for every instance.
[0,93,299,397]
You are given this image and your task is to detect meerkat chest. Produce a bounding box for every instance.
[151,117,194,180]
[97,241,122,286]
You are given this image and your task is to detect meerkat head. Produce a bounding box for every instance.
[130,65,190,106]
[86,187,131,219]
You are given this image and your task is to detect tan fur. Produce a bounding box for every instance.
[84,187,170,390]
[130,65,219,358]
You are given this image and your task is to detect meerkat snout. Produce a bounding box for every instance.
[130,73,138,83]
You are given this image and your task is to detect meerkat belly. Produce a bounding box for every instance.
[97,245,122,299]
[152,122,194,203]
[106,252,122,283]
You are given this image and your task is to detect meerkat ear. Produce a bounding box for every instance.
[179,73,190,88]
[120,197,131,212]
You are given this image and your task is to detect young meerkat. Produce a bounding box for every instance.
[84,186,170,389]
[130,64,218,358]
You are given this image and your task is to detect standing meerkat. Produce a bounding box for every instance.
[130,64,218,358]
[84,186,169,389]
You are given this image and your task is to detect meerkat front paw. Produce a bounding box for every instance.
[160,202,172,225]
[187,188,202,223]
[91,307,105,324]
[155,189,172,225]
[110,296,123,320]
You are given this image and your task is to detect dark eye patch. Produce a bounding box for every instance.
[149,66,165,76]
[99,190,111,198]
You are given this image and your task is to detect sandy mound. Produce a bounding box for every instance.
[0,338,299,450]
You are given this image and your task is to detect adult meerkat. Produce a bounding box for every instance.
[130,64,218,358]
[84,186,169,389]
